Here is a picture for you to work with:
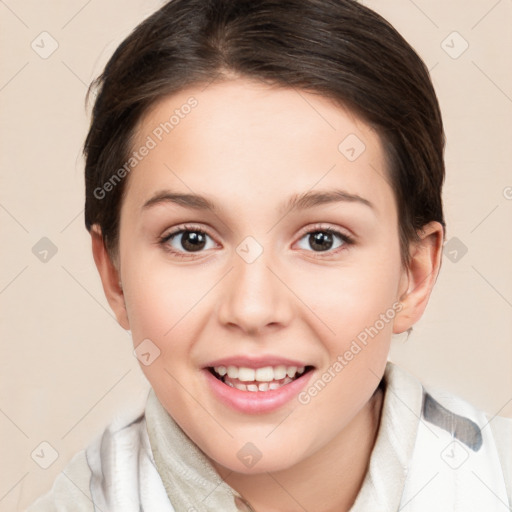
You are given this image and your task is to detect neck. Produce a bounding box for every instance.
[216,382,385,512]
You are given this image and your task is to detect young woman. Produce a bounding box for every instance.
[28,0,511,510]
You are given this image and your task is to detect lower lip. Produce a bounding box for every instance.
[202,368,315,414]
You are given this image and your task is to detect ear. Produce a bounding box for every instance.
[90,224,130,330]
[393,221,444,334]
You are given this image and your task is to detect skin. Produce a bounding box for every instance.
[91,77,443,512]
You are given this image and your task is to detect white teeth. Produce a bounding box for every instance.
[238,367,255,382]
[255,366,274,381]
[273,365,288,380]
[227,365,239,378]
[228,378,294,392]
[214,364,307,382]
[286,366,297,378]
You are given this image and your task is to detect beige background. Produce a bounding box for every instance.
[0,0,511,509]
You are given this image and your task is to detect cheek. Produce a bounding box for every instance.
[295,263,398,427]
[122,251,206,337]
[121,256,210,411]
[294,249,402,402]
[296,257,401,339]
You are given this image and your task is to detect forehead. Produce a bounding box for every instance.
[124,78,395,221]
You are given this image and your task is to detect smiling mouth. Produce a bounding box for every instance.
[207,365,315,392]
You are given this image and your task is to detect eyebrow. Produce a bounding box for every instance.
[142,189,374,215]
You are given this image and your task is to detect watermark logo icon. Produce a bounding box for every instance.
[31,31,59,59]
[441,32,469,59]
[32,237,58,263]
[31,441,59,469]
[236,236,264,264]
[443,237,468,263]
[441,440,469,469]
[237,442,262,468]
[133,338,161,366]
[338,134,366,162]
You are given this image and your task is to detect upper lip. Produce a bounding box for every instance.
[204,355,313,369]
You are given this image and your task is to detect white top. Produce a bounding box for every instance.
[26,361,512,511]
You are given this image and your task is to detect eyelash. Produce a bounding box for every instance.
[158,223,355,259]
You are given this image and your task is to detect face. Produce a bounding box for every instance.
[113,78,410,473]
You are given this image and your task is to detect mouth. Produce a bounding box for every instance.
[207,364,315,392]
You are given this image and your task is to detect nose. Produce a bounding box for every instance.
[217,248,294,336]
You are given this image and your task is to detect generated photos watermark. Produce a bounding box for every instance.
[298,301,403,405]
[93,96,198,200]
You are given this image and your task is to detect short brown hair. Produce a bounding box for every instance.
[84,0,445,267]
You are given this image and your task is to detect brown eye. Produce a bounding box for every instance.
[178,231,208,252]
[308,231,335,252]
[160,227,215,255]
[296,228,352,254]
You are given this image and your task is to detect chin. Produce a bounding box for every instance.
[204,440,305,476]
